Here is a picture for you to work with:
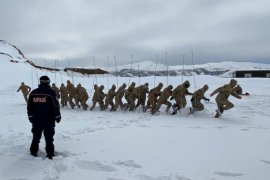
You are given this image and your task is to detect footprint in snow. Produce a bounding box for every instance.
[241,128,249,131]
[76,160,117,172]
[135,174,191,180]
[187,126,204,129]
[114,160,142,168]
[214,171,244,177]
[214,126,227,129]
[261,160,270,165]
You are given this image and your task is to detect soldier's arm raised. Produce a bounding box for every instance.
[17,86,21,92]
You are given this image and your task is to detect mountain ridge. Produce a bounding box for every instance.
[1,40,270,78]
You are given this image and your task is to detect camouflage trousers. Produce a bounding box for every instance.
[191,100,204,111]
[90,100,105,111]
[127,96,136,111]
[216,98,234,113]
[104,99,115,111]
[74,95,80,107]
[61,95,68,107]
[173,97,187,109]
[80,97,89,110]
[114,97,124,110]
[23,93,29,104]
[68,94,75,109]
[135,97,146,109]
[152,99,171,114]
[146,97,158,110]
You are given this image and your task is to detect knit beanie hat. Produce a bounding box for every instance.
[40,76,50,84]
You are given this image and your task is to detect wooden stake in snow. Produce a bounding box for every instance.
[165,52,169,86]
[114,56,118,88]
[67,58,74,84]
[128,54,134,86]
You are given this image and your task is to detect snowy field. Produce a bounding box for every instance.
[1,59,270,180]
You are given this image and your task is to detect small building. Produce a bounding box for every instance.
[235,70,270,78]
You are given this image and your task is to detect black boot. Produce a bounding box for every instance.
[171,108,177,115]
[46,154,54,160]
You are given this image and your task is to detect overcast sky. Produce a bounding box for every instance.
[1,0,270,66]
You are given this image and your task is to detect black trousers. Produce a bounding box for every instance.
[30,127,55,156]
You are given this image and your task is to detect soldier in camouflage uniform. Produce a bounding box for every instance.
[77,84,89,110]
[135,83,149,109]
[66,80,76,109]
[97,85,107,111]
[59,83,68,107]
[151,85,173,114]
[74,83,82,108]
[90,84,99,111]
[17,82,31,103]
[125,82,137,111]
[104,84,117,111]
[210,79,241,118]
[171,80,193,115]
[144,83,163,112]
[51,83,60,99]
[113,83,127,111]
[189,84,209,115]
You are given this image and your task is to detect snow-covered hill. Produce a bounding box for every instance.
[0,40,27,62]
[107,61,270,77]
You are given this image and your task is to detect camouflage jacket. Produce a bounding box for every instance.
[191,88,207,102]
[135,85,149,99]
[158,87,172,103]
[211,84,241,100]
[172,85,191,99]
[60,86,68,97]
[66,83,75,95]
[17,84,31,94]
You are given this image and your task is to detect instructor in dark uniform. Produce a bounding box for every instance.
[27,76,61,159]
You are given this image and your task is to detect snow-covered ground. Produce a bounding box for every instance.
[1,54,270,180]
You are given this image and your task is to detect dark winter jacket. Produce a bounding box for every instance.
[27,84,61,128]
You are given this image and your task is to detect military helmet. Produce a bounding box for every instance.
[21,82,24,85]
[168,85,173,90]
[52,83,56,86]
[144,83,149,87]
[77,83,81,87]
[131,82,135,86]
[67,80,70,83]
[100,85,104,89]
[184,80,190,88]
[122,83,127,88]
[61,83,64,86]
[158,82,163,87]
[230,79,237,87]
[203,84,209,91]
[112,84,116,90]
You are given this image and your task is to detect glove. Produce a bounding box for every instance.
[55,115,61,123]
[28,115,34,123]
